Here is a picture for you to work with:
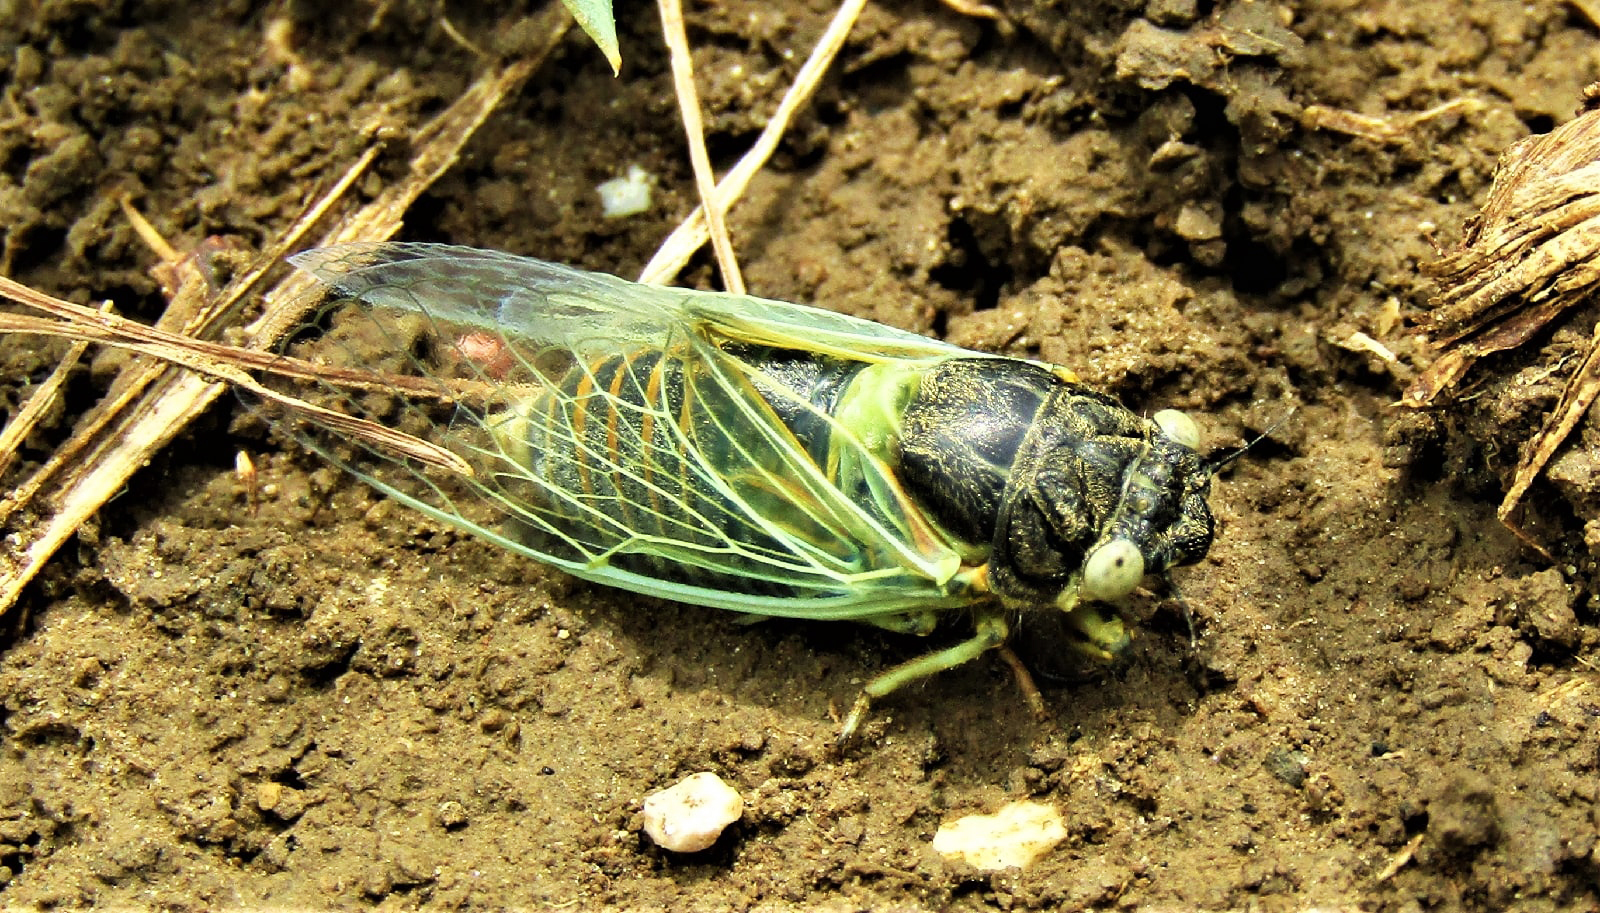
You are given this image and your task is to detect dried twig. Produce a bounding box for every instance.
[641,0,867,285]
[1408,82,1600,556]
[0,9,569,615]
[0,337,88,482]
[658,0,743,294]
[1568,0,1600,29]
[1301,98,1483,145]
[1497,320,1600,559]
[1375,833,1425,882]
[938,0,1003,20]
[0,298,471,476]
[0,149,379,535]
[1409,89,1600,406]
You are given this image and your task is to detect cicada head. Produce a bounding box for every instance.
[1075,409,1215,600]
[990,402,1216,658]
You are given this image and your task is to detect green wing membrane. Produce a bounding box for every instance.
[286,243,974,619]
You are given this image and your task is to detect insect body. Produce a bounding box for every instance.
[286,243,1217,736]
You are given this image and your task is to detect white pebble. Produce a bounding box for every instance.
[932,800,1067,871]
[597,164,653,219]
[641,772,743,853]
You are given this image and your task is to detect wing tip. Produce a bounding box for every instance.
[289,242,453,282]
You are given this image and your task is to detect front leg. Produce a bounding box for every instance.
[840,609,1010,741]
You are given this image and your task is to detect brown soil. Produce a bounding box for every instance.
[1,1,1597,910]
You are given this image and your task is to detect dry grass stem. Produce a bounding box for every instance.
[0,149,381,538]
[658,0,744,294]
[0,9,568,615]
[1497,320,1600,559]
[938,0,1003,19]
[641,0,868,285]
[1569,0,1600,29]
[0,337,88,483]
[1301,98,1484,144]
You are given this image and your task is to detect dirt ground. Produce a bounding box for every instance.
[0,0,1597,909]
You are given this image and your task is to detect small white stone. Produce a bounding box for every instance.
[932,799,1067,871]
[641,772,743,853]
[597,164,653,218]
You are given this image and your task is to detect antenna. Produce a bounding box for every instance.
[1204,407,1298,477]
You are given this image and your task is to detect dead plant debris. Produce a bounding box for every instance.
[1409,82,1600,558]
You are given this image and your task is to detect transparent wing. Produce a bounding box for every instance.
[280,242,976,619]
[292,243,970,363]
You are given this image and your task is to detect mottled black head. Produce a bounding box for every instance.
[987,391,1216,655]
[1076,410,1216,599]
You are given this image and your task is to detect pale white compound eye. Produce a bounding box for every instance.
[1083,538,1145,601]
[1153,409,1201,450]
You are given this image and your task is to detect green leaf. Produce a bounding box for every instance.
[561,0,621,75]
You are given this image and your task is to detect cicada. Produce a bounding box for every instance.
[282,243,1219,736]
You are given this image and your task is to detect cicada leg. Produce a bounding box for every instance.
[994,642,1049,722]
[1055,588,1132,661]
[862,611,940,636]
[840,609,1010,742]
